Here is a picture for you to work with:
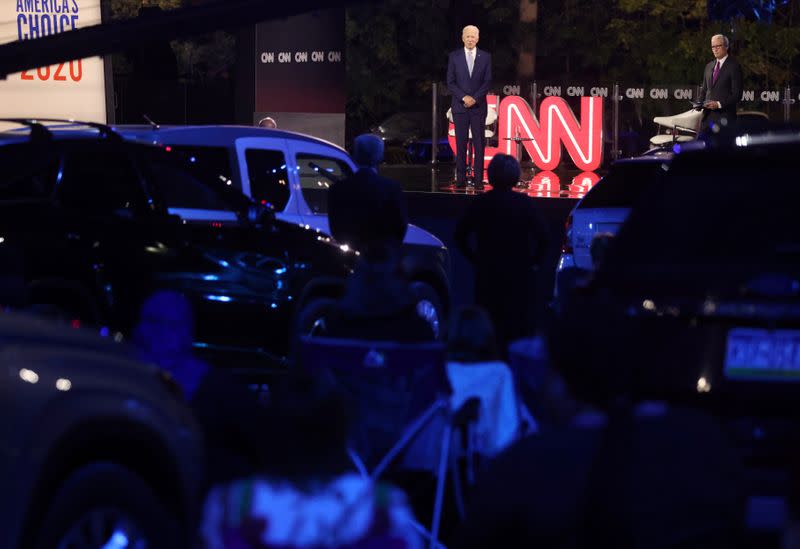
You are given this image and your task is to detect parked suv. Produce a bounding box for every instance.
[0,120,356,366]
[557,154,670,275]
[0,311,204,549]
[117,125,451,335]
[553,131,800,542]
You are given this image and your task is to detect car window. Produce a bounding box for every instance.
[0,142,58,199]
[139,146,233,211]
[245,149,290,211]
[296,153,353,214]
[161,145,235,191]
[57,143,149,215]
[579,161,665,209]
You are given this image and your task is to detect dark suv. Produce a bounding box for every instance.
[0,120,355,367]
[554,131,800,542]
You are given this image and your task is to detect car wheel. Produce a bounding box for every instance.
[33,462,181,549]
[410,281,444,340]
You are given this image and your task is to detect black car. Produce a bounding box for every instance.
[553,130,800,542]
[0,120,355,367]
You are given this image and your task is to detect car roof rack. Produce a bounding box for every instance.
[0,118,53,142]
[0,118,123,143]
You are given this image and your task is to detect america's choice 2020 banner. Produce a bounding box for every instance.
[0,0,107,123]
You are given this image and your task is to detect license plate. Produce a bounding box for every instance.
[724,328,800,381]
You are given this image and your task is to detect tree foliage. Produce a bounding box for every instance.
[536,0,800,89]
[106,0,233,81]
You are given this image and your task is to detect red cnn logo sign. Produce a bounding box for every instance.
[448,94,604,173]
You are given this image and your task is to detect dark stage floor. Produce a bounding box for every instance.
[381,162,604,200]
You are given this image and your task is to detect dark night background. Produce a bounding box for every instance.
[108,0,799,143]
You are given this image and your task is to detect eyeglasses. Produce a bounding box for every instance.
[711,44,725,49]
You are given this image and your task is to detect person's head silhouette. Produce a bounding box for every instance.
[487,154,520,190]
[352,134,384,171]
[257,116,277,129]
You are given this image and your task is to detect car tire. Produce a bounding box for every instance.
[33,462,181,549]
[409,281,445,340]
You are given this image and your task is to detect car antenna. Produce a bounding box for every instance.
[143,114,160,131]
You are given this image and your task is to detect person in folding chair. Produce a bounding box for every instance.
[200,372,424,549]
[299,332,472,549]
[446,305,535,459]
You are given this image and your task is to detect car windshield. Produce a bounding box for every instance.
[597,143,800,294]
[579,160,666,209]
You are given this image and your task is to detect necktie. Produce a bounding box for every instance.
[467,50,474,76]
[712,60,720,85]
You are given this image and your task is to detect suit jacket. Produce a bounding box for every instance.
[699,56,743,119]
[447,48,492,114]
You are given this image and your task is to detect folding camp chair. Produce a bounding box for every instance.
[299,335,476,549]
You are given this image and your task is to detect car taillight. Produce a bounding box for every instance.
[561,213,573,254]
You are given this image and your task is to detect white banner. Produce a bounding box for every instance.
[0,0,106,124]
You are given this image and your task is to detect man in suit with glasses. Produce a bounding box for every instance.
[699,34,743,127]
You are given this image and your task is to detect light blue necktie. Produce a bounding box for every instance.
[467,50,474,76]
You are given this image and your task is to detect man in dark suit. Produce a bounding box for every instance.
[447,25,492,189]
[699,34,743,127]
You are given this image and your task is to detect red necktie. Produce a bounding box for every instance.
[712,61,720,85]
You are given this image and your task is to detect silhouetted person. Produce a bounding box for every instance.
[257,116,277,129]
[303,134,434,343]
[454,154,550,351]
[328,133,407,254]
[553,231,615,315]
